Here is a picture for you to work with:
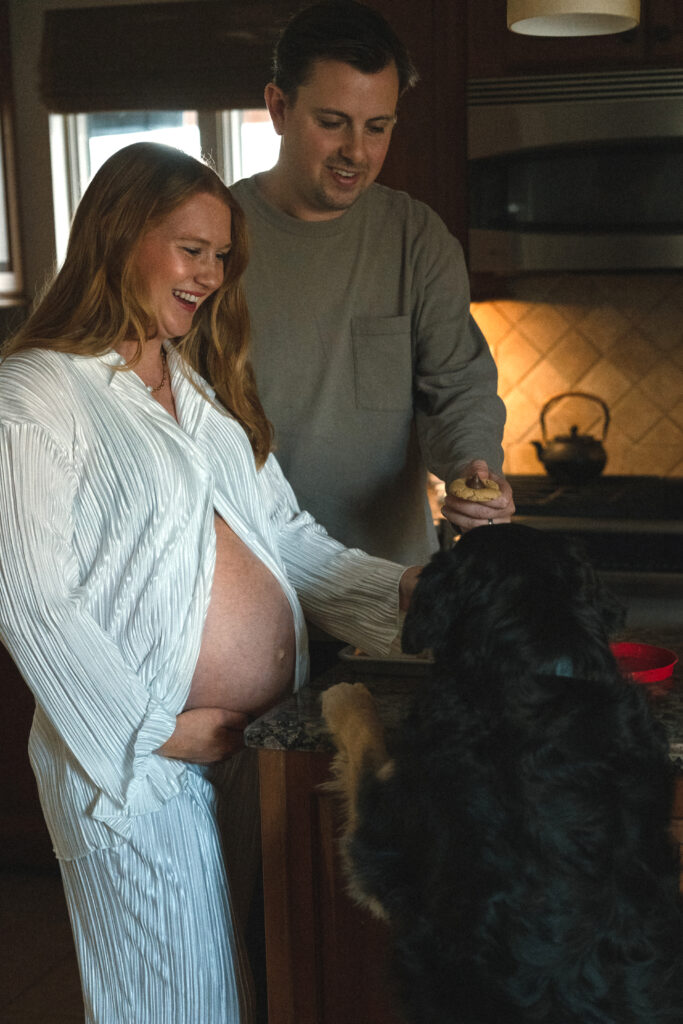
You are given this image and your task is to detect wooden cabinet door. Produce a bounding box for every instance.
[259,749,403,1024]
[645,0,683,63]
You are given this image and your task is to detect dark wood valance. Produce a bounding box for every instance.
[40,2,294,113]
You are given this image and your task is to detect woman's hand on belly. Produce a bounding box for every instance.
[155,707,250,764]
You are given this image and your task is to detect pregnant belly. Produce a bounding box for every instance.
[184,514,296,717]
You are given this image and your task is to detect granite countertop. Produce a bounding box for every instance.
[245,629,683,772]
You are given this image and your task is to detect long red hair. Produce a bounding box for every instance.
[3,142,272,466]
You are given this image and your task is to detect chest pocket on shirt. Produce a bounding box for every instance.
[352,316,413,411]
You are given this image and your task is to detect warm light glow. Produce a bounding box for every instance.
[507,0,640,36]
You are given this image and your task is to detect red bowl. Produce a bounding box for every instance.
[611,642,678,685]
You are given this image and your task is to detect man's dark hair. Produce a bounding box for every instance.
[272,1,419,98]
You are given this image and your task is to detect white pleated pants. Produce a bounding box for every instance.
[59,752,260,1024]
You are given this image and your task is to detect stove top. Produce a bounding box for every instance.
[509,475,683,522]
[507,475,683,574]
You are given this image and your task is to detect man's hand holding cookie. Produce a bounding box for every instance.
[441,459,515,533]
[449,475,502,501]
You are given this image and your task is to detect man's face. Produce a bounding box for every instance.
[265,58,399,221]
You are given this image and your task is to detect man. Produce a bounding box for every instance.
[232,0,514,567]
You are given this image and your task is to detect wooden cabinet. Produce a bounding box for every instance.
[468,0,683,78]
[259,749,402,1024]
[644,0,683,62]
[374,0,469,249]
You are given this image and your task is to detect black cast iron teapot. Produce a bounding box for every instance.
[531,392,610,485]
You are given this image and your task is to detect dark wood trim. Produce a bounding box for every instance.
[0,0,23,304]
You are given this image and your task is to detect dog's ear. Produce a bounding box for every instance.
[401,549,463,654]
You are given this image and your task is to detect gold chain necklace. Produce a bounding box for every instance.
[146,349,168,394]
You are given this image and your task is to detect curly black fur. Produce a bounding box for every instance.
[350,525,683,1023]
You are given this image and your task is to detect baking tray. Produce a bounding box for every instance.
[338,645,433,676]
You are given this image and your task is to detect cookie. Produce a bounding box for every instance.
[447,473,501,502]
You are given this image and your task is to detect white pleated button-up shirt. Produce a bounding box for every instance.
[0,346,404,859]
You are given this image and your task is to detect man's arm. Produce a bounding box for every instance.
[410,208,514,530]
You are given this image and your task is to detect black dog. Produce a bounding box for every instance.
[322,524,683,1023]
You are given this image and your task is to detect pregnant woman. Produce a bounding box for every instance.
[0,142,418,1023]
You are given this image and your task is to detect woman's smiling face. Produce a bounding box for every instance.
[132,192,232,340]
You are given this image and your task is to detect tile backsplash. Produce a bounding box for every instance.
[472,273,683,477]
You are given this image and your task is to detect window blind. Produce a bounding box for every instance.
[40,2,292,112]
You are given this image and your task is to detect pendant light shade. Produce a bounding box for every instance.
[507,0,640,36]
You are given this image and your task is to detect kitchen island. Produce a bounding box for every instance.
[245,630,682,1024]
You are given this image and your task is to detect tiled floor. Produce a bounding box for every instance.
[0,866,84,1023]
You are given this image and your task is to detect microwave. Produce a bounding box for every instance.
[467,67,683,273]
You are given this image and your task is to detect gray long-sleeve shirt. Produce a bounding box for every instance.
[232,177,506,565]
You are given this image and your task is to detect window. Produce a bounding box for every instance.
[50,109,279,264]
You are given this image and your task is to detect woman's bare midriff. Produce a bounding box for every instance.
[184,514,296,718]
